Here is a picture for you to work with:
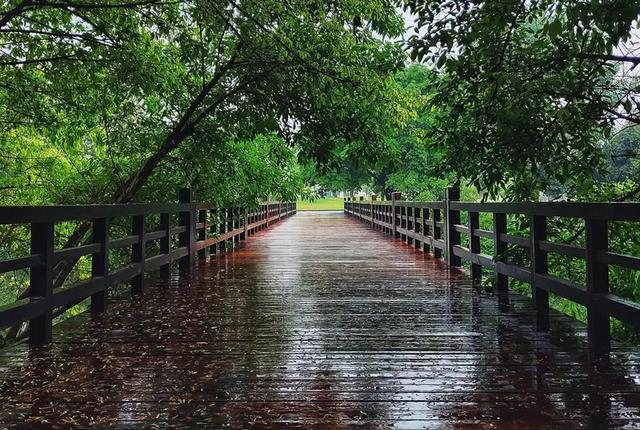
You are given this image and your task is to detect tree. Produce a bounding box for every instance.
[400,0,640,198]
[0,0,407,339]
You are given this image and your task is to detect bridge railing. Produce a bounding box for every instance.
[345,191,640,356]
[0,189,295,345]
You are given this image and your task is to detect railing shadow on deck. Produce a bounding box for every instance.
[0,189,296,346]
[345,189,640,359]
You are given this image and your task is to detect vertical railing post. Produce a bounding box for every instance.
[29,221,54,345]
[493,212,508,300]
[400,204,407,242]
[266,201,270,227]
[232,207,239,246]
[91,217,109,313]
[209,208,217,255]
[197,209,207,260]
[433,208,442,258]
[371,195,377,228]
[243,208,248,240]
[219,207,227,253]
[131,214,145,295]
[178,188,195,272]
[469,211,481,280]
[160,213,171,279]
[227,207,234,249]
[391,192,401,239]
[423,208,431,253]
[444,186,461,267]
[413,206,422,248]
[531,215,550,330]
[586,218,610,357]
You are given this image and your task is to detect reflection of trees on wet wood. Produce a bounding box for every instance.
[1,211,640,428]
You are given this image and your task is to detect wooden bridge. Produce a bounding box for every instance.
[1,193,640,428]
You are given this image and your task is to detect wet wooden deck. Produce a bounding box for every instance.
[1,211,640,429]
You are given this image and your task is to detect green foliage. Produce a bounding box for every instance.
[402,0,640,198]
[0,0,407,341]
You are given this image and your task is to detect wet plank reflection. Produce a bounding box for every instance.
[1,211,640,429]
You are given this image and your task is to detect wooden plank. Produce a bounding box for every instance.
[539,240,585,259]
[171,247,189,261]
[144,230,166,242]
[159,213,171,280]
[2,211,639,430]
[4,212,640,429]
[586,218,610,356]
[145,254,170,271]
[90,217,109,313]
[109,235,139,249]
[469,212,481,279]
[493,213,508,296]
[0,203,187,224]
[453,224,469,234]
[496,261,531,283]
[500,233,530,248]
[131,215,145,296]
[53,243,102,265]
[29,221,53,345]
[597,251,640,270]
[531,215,550,331]
[0,297,44,328]
[108,263,143,285]
[0,254,43,274]
[451,201,640,221]
[534,274,589,305]
[473,229,493,239]
[178,188,194,272]
[170,226,187,235]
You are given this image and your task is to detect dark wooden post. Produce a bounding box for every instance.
[242,208,248,239]
[160,213,171,279]
[391,192,401,239]
[400,204,407,241]
[131,214,145,296]
[91,217,109,313]
[219,207,227,253]
[586,218,610,356]
[371,195,377,228]
[197,209,207,260]
[234,207,240,245]
[178,188,195,272]
[422,208,430,253]
[444,186,461,267]
[227,207,234,249]
[433,208,442,258]
[29,221,54,345]
[469,211,481,280]
[413,206,422,248]
[209,209,218,254]
[530,215,550,330]
[493,212,508,298]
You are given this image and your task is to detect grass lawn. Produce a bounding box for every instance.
[296,197,344,211]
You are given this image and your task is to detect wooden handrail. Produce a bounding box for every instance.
[345,192,640,358]
[0,190,296,346]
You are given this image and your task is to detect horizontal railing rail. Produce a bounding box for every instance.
[345,190,640,357]
[0,188,296,345]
